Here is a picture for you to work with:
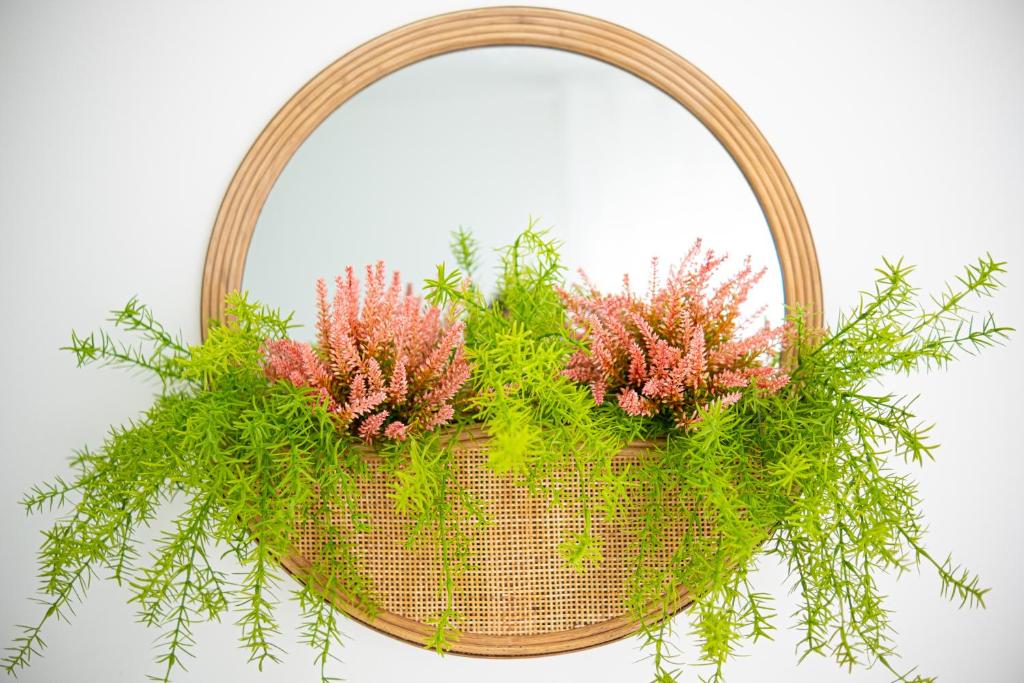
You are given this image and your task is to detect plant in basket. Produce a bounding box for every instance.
[263,263,470,443]
[3,223,1011,683]
[560,240,791,425]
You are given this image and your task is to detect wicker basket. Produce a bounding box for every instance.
[282,425,707,656]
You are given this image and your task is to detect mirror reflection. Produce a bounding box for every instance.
[244,46,784,334]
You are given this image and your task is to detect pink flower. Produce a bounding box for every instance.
[263,263,471,443]
[384,421,408,441]
[561,241,789,426]
[719,391,743,408]
[358,411,389,442]
[424,404,455,430]
[618,389,656,417]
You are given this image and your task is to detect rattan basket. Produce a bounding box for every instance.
[282,425,704,656]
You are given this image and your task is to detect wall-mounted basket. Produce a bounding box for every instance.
[282,426,699,656]
[202,6,823,657]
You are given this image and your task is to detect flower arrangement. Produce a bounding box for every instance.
[561,240,790,425]
[4,224,1010,683]
[263,264,470,442]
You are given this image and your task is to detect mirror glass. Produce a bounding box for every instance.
[244,46,784,335]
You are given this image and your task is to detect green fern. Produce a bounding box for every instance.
[4,294,372,683]
[624,255,1008,682]
[4,228,1009,683]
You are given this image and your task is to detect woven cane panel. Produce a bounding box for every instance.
[289,426,710,648]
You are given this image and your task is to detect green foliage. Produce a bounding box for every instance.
[5,224,1009,683]
[426,221,644,571]
[428,233,1010,682]
[625,255,1010,682]
[5,293,372,683]
[387,431,486,652]
[450,226,481,280]
[63,295,190,387]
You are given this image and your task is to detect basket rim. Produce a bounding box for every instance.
[282,552,694,658]
[355,422,665,461]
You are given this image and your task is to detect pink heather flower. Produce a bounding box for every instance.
[618,388,656,417]
[262,263,471,443]
[561,240,790,426]
[627,340,647,385]
[383,421,408,441]
[388,360,408,403]
[424,404,455,430]
[264,339,330,390]
[719,391,743,408]
[358,410,389,442]
[714,370,751,389]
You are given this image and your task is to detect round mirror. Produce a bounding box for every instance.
[242,46,785,336]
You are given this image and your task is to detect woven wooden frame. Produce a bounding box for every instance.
[201,6,823,657]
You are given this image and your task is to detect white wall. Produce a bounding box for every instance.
[1,1,1021,681]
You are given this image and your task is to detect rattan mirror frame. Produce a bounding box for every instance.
[200,5,823,657]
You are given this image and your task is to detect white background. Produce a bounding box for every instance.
[1,1,1022,681]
